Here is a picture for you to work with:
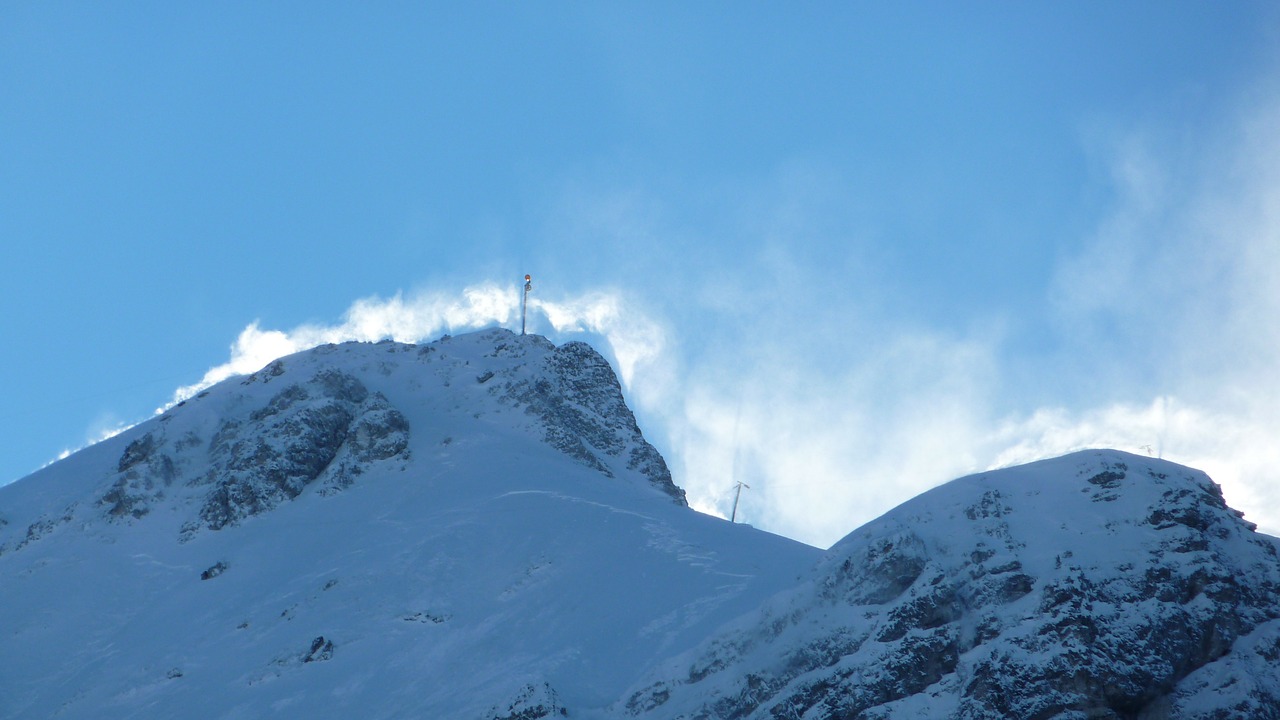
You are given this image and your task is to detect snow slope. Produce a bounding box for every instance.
[620,450,1280,719]
[0,329,819,719]
[4,329,1278,720]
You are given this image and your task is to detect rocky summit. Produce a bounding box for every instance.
[76,328,685,543]
[0,329,812,720]
[1,329,1278,719]
[619,450,1280,720]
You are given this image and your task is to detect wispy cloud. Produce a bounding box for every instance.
[591,79,1280,546]
[168,284,519,404]
[43,414,135,475]
[165,255,1280,549]
[165,282,674,415]
[156,78,1280,549]
[658,327,1001,546]
[536,290,671,391]
[1030,82,1280,538]
[987,397,1280,531]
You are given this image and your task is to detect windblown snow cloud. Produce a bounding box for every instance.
[162,81,1280,549]
[1027,83,1280,539]
[168,283,671,408]
[169,285,518,403]
[620,80,1280,545]
[168,260,1280,548]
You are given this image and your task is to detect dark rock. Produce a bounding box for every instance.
[402,611,448,624]
[118,433,157,473]
[826,532,928,605]
[241,359,286,385]
[346,393,410,462]
[489,682,568,720]
[200,561,228,580]
[1087,469,1126,489]
[100,477,153,520]
[965,489,1012,520]
[196,370,409,532]
[12,505,77,552]
[302,636,334,663]
[500,340,685,505]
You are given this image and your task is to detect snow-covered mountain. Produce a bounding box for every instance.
[619,451,1280,719]
[0,330,818,719]
[3,329,1278,719]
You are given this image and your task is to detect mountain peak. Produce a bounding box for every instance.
[3,329,684,549]
[3,339,1277,719]
[621,449,1280,719]
[0,329,809,720]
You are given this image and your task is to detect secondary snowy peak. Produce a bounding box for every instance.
[7,336,1278,720]
[621,450,1280,719]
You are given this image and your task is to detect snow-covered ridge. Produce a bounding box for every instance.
[1,328,683,553]
[2,330,1277,719]
[0,329,809,720]
[620,450,1280,719]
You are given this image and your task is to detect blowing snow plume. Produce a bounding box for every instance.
[169,283,670,408]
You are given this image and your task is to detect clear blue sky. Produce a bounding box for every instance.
[4,2,1279,546]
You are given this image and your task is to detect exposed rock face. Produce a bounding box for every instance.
[0,329,776,720]
[621,451,1280,719]
[19,329,680,551]
[478,331,685,505]
[100,431,177,519]
[7,330,1276,720]
[301,636,335,663]
[1,503,77,556]
[200,560,229,580]
[488,682,567,720]
[197,368,410,531]
[89,364,412,538]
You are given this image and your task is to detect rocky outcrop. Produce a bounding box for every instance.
[497,337,685,505]
[200,561,229,580]
[67,329,684,544]
[487,682,567,720]
[4,328,1279,720]
[0,503,77,556]
[99,431,178,519]
[301,636,335,663]
[621,451,1280,719]
[196,368,410,531]
[82,363,412,538]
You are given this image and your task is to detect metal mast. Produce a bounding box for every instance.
[521,274,532,335]
[730,481,750,523]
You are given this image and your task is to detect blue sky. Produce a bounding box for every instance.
[4,2,1279,547]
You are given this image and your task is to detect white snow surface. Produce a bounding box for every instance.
[618,451,1280,719]
[3,329,1278,720]
[0,330,818,719]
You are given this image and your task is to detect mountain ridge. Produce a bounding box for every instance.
[619,450,1280,719]
[0,329,813,719]
[2,330,1277,719]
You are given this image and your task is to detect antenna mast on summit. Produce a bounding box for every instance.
[730,481,750,523]
[521,274,532,335]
